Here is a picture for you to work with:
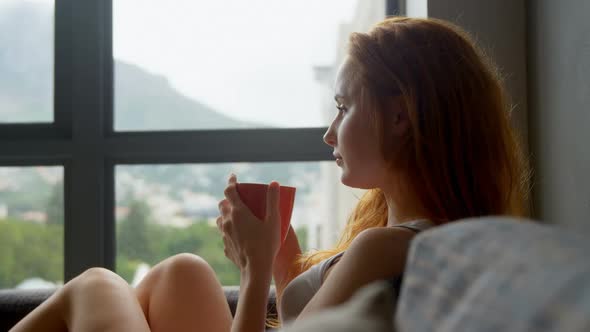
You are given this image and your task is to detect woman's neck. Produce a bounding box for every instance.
[383,188,429,227]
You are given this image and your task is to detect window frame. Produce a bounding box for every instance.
[0,0,398,282]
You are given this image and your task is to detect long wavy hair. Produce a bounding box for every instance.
[267,16,530,328]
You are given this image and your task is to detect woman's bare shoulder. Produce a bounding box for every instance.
[351,226,416,257]
[322,227,414,282]
[352,226,418,249]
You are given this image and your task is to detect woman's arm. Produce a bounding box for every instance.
[273,225,302,302]
[232,265,274,332]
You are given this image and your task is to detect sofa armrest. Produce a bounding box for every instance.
[396,217,590,332]
[224,285,278,318]
[0,286,277,332]
[0,288,56,331]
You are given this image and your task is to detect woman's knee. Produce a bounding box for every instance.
[58,267,134,324]
[66,267,131,297]
[135,253,220,314]
[158,253,216,283]
[139,254,231,331]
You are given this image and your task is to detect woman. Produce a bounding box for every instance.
[10,16,529,332]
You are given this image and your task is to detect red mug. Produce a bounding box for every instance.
[235,183,296,243]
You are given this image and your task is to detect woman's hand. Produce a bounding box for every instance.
[216,174,282,275]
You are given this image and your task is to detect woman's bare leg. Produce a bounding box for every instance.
[8,286,68,332]
[135,253,233,332]
[10,268,150,332]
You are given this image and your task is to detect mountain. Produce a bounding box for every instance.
[115,61,257,130]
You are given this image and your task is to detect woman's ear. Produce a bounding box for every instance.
[391,99,410,137]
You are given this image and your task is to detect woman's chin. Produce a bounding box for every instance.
[340,173,374,190]
[340,174,354,187]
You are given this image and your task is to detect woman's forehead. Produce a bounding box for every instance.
[334,59,360,101]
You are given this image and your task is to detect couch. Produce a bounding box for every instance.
[2,217,590,331]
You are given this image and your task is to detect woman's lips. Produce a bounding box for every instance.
[335,157,343,166]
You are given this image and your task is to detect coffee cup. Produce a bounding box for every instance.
[235,182,296,243]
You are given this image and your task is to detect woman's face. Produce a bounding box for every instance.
[323,59,390,189]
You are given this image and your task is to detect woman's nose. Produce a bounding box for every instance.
[323,125,336,147]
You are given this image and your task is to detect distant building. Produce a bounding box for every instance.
[115,206,130,221]
[0,204,7,219]
[20,211,47,224]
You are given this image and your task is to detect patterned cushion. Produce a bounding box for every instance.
[396,217,590,332]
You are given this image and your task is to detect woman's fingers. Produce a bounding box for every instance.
[217,199,234,237]
[216,216,223,231]
[218,199,231,216]
[266,181,281,219]
[222,219,232,234]
[227,173,237,185]
[216,215,233,235]
[224,183,246,210]
[224,173,248,210]
[222,233,239,266]
[222,234,231,258]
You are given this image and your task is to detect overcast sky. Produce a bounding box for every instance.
[20,0,365,128]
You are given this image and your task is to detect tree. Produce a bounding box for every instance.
[45,180,64,225]
[118,200,154,263]
[0,218,63,288]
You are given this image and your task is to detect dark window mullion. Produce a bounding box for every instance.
[0,124,68,140]
[64,0,113,281]
[102,0,116,273]
[104,128,332,164]
[386,0,400,16]
[54,0,74,139]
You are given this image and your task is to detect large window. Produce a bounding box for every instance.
[0,0,392,287]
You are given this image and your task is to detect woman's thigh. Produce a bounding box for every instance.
[135,253,233,332]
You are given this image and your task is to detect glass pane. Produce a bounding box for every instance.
[0,166,63,289]
[115,162,364,286]
[0,0,54,123]
[113,0,385,131]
